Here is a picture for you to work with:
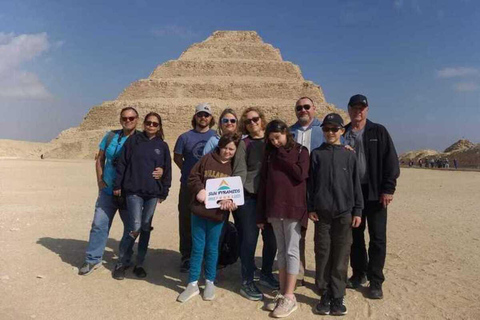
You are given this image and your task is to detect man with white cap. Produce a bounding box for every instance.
[174,103,216,273]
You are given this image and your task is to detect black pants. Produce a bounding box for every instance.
[232,195,277,283]
[178,183,192,262]
[350,200,387,284]
[314,213,352,298]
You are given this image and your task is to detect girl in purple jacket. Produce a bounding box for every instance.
[257,120,310,318]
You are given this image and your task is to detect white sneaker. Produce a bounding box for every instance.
[177,283,200,303]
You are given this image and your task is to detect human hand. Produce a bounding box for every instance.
[152,167,163,180]
[98,180,107,190]
[196,189,206,203]
[344,145,355,152]
[352,216,362,228]
[309,212,319,222]
[113,189,121,196]
[219,199,234,211]
[380,193,394,208]
[257,223,265,230]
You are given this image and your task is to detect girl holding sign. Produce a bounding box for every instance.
[177,133,241,303]
[257,120,310,318]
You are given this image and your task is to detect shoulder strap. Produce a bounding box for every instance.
[104,130,119,152]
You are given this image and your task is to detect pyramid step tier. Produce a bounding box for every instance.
[150,60,303,80]
[179,43,282,61]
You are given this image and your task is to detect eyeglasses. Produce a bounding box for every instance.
[221,118,237,124]
[145,121,159,127]
[244,117,260,125]
[196,112,211,118]
[296,104,311,112]
[121,116,137,122]
[322,127,341,133]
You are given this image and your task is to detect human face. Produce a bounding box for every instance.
[268,132,287,148]
[322,125,345,145]
[219,141,237,162]
[144,115,160,136]
[295,98,316,125]
[220,113,237,134]
[195,111,212,129]
[348,104,369,125]
[244,111,263,135]
[120,110,138,131]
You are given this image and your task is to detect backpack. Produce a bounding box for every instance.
[217,221,239,268]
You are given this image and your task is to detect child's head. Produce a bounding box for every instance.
[321,113,345,145]
[265,120,295,150]
[217,133,241,162]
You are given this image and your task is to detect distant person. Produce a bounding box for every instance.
[40,154,44,159]
[344,94,400,299]
[454,158,458,169]
[203,108,238,155]
[233,107,279,301]
[445,158,450,169]
[177,133,241,303]
[79,107,161,276]
[289,96,324,287]
[308,113,363,316]
[174,103,216,273]
[256,120,309,317]
[112,112,172,280]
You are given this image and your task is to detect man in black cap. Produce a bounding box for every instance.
[344,94,400,299]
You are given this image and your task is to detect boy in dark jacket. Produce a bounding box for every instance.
[308,113,363,316]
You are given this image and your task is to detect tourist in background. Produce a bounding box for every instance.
[233,107,279,301]
[174,103,216,273]
[257,120,309,317]
[203,108,238,155]
[177,133,241,303]
[79,107,162,276]
[344,94,400,299]
[112,112,172,280]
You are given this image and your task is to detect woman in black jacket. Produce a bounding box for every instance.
[112,112,172,280]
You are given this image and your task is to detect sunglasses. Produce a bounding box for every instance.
[145,121,160,127]
[121,116,137,122]
[296,104,311,112]
[244,116,260,125]
[221,118,237,124]
[322,127,342,133]
[196,112,211,118]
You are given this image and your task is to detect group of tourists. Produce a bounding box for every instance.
[78,94,400,318]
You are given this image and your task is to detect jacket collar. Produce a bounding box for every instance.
[291,118,322,131]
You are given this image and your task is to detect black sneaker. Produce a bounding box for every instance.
[259,273,280,290]
[180,259,190,273]
[240,281,264,301]
[330,297,348,316]
[314,292,331,315]
[368,282,383,299]
[133,266,147,278]
[112,265,126,280]
[346,274,367,289]
[78,262,101,276]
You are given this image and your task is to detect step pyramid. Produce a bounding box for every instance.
[46,31,345,159]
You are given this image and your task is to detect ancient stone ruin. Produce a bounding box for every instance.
[45,31,345,159]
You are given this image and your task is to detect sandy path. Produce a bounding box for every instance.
[1,160,479,319]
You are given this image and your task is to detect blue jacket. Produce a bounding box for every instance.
[290,118,324,152]
[114,132,172,199]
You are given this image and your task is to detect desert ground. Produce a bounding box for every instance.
[1,159,479,320]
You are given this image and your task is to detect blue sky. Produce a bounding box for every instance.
[0,0,479,153]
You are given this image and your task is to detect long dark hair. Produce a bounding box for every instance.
[265,119,295,153]
[217,132,241,149]
[144,112,164,140]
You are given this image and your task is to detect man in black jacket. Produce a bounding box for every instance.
[344,94,400,299]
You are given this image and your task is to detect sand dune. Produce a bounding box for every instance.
[0,160,479,319]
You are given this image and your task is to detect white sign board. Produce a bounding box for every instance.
[205,176,244,209]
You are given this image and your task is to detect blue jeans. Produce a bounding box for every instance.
[85,190,129,264]
[118,194,158,267]
[189,214,224,282]
[232,195,277,283]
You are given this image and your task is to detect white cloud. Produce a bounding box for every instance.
[151,25,198,39]
[454,82,478,92]
[437,67,480,78]
[0,32,52,99]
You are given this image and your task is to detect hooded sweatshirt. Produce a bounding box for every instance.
[188,150,233,222]
[307,143,364,217]
[114,132,172,199]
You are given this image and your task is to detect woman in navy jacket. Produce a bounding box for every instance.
[112,112,172,279]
